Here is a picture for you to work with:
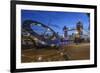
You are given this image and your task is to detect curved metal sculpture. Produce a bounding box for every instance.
[21,20,60,49]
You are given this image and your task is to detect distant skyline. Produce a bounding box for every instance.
[21,10,90,36]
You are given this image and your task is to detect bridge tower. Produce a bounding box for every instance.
[63,26,68,39]
[76,21,83,36]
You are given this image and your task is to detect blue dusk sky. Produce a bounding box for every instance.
[21,10,89,36]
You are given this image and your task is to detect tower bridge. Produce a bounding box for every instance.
[21,20,90,62]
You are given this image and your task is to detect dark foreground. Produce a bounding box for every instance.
[21,43,90,63]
